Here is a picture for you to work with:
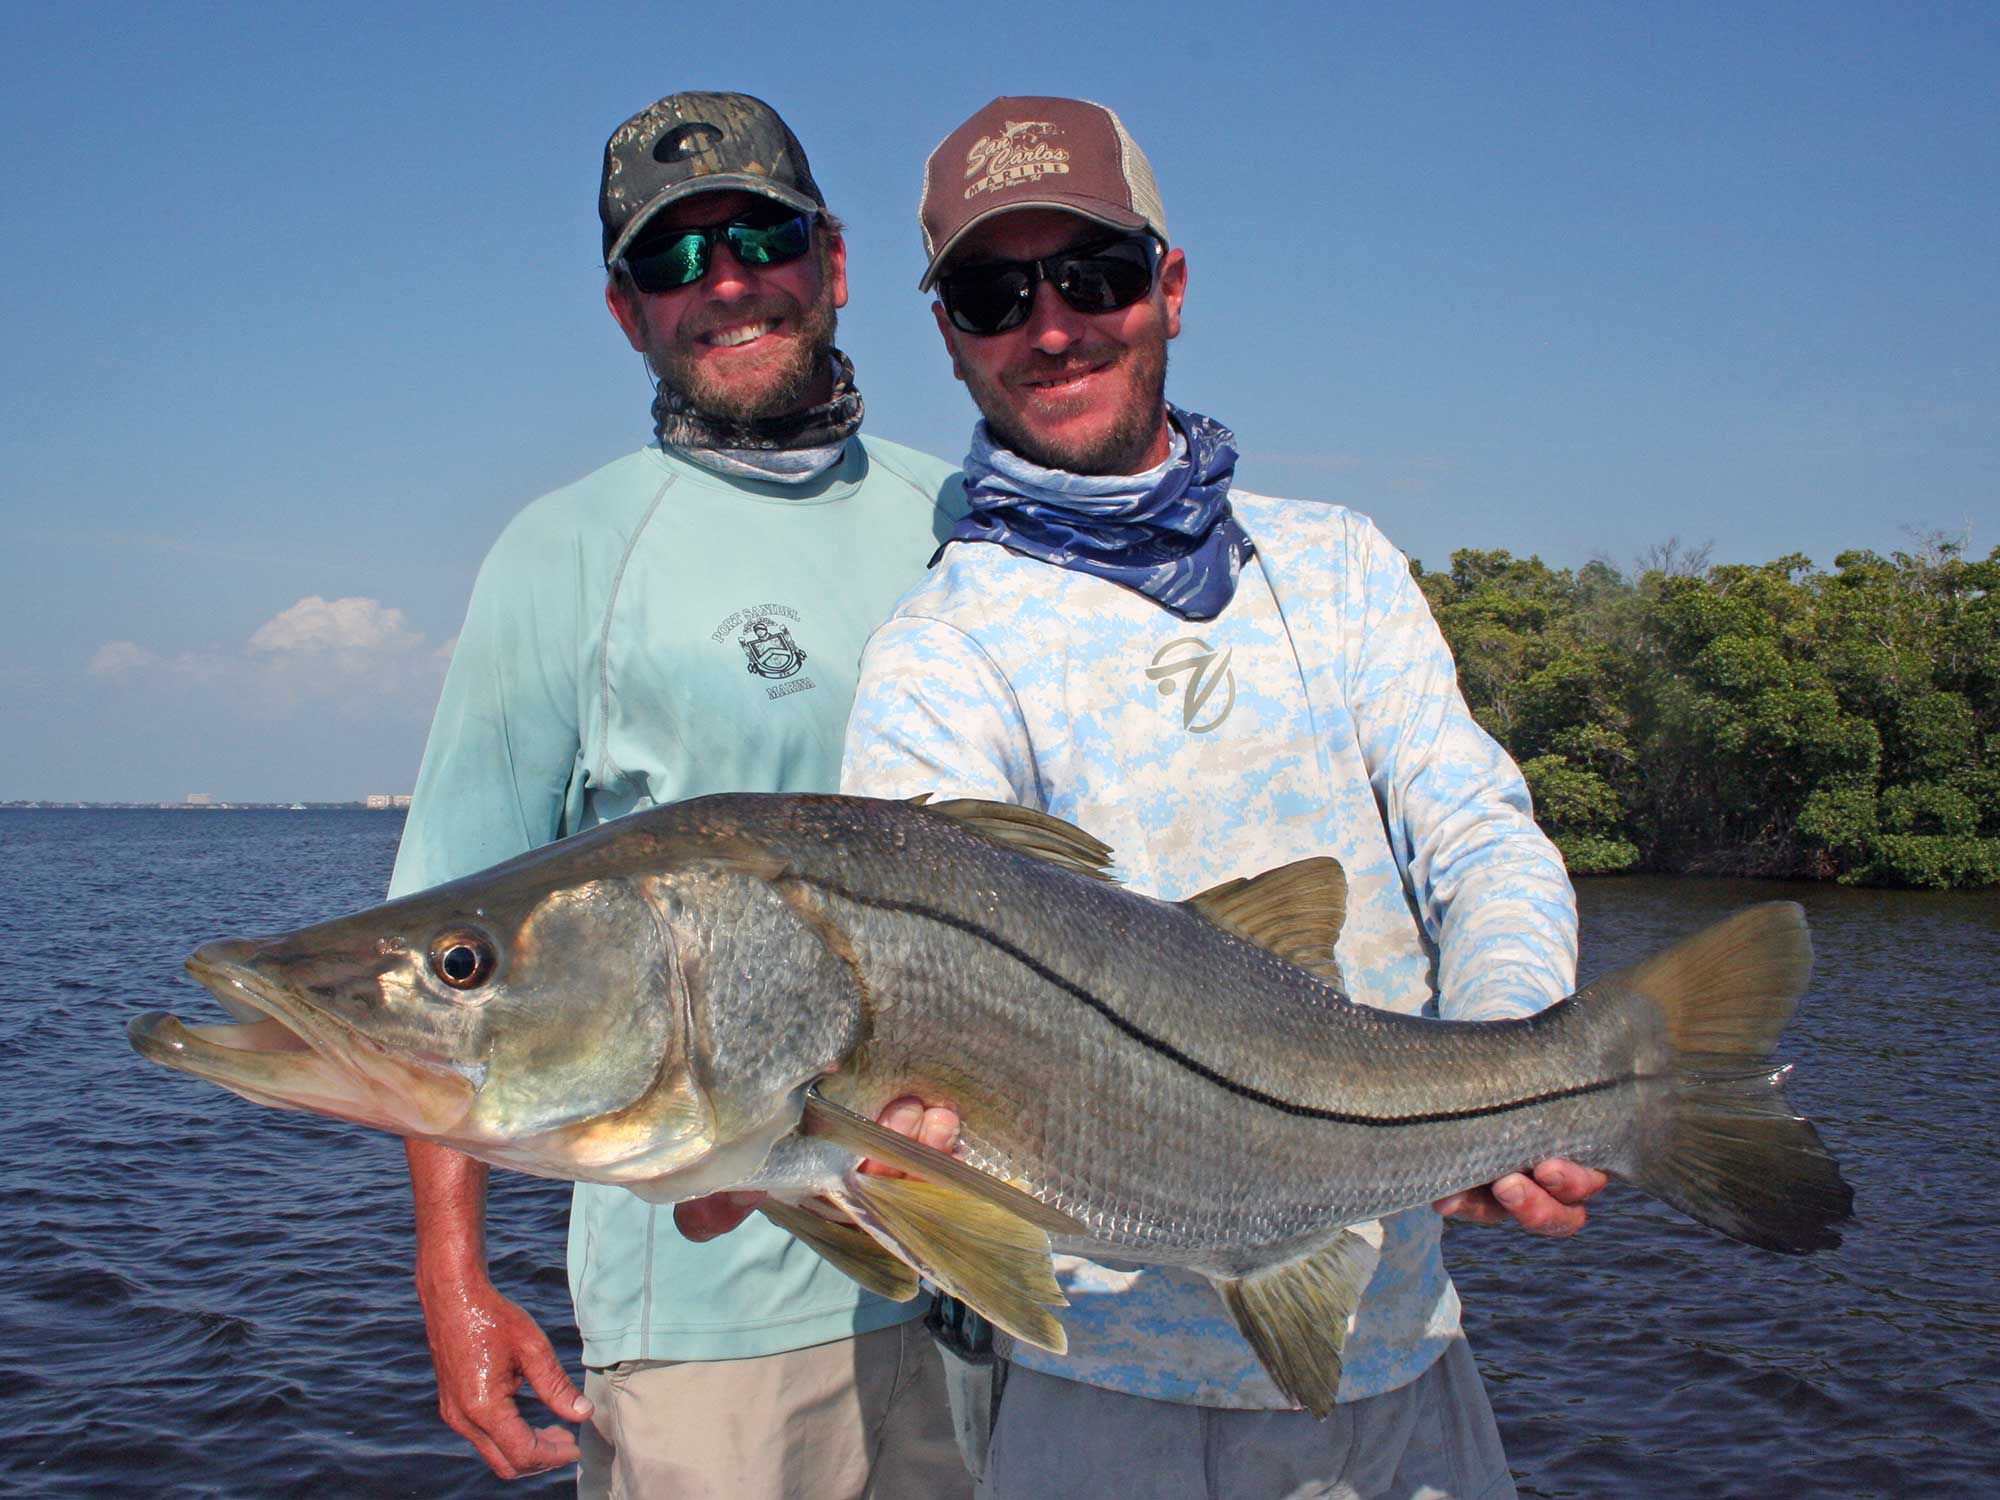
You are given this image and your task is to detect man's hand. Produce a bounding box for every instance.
[407,1138,590,1480]
[1433,1158,1609,1237]
[414,1271,592,1479]
[674,1096,963,1243]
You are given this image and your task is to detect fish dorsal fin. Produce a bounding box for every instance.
[758,1198,922,1303]
[1210,1219,1383,1419]
[832,1173,1070,1356]
[1183,857,1348,986]
[802,1090,1085,1236]
[910,795,1118,883]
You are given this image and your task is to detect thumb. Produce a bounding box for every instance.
[519,1340,592,1424]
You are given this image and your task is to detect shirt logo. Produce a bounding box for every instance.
[1146,637,1236,734]
[711,605,817,701]
[740,617,807,680]
[963,120,1071,201]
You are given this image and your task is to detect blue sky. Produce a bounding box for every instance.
[3,1,1994,802]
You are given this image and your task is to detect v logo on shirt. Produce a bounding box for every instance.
[1145,637,1236,734]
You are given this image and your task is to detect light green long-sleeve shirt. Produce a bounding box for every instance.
[389,436,964,1365]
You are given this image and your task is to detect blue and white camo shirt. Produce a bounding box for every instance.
[839,491,1578,1408]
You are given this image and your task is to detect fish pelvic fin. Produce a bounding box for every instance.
[833,1173,1070,1356]
[1212,1220,1382,1420]
[1183,858,1349,986]
[908,796,1119,882]
[759,1198,923,1303]
[1599,902,1854,1253]
[802,1089,1085,1235]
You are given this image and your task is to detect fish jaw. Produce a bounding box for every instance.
[131,939,476,1135]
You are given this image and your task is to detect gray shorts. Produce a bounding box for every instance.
[577,1318,970,1500]
[977,1336,1515,1500]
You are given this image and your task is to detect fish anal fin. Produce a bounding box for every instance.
[1185,857,1349,987]
[759,1198,922,1302]
[913,797,1118,883]
[836,1173,1069,1355]
[802,1089,1084,1236]
[1212,1221,1382,1420]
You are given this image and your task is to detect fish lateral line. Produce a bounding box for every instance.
[809,881,1634,1127]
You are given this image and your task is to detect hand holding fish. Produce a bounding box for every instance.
[1434,1159,1610,1238]
[675,1097,961,1242]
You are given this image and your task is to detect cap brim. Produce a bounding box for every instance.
[917,198,1151,291]
[607,176,823,263]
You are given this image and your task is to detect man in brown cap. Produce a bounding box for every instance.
[392,90,968,1499]
[837,96,1605,1498]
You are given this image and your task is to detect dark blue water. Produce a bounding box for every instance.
[2,811,1995,1498]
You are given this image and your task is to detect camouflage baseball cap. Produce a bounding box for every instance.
[917,96,1169,290]
[599,91,825,263]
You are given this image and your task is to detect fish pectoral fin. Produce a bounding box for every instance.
[802,1089,1085,1236]
[759,1198,923,1303]
[835,1173,1069,1356]
[1211,1220,1383,1420]
[912,797,1118,883]
[1183,858,1349,987]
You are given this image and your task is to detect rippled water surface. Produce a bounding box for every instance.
[2,810,1996,1498]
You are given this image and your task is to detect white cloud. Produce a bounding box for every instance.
[85,596,448,716]
[249,596,423,654]
[89,640,157,675]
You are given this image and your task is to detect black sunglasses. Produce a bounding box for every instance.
[936,235,1162,337]
[618,205,815,294]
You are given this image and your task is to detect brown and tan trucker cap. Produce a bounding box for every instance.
[917,96,1168,290]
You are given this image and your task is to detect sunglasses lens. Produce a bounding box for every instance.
[624,233,708,293]
[941,266,1033,335]
[1054,240,1157,313]
[728,214,812,267]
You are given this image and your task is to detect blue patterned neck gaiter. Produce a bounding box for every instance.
[947,407,1253,621]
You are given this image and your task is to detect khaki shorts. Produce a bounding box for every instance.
[977,1336,1515,1500]
[578,1318,969,1500]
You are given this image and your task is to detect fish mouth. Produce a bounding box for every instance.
[129,941,475,1135]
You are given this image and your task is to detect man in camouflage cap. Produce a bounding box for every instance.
[394,89,968,1499]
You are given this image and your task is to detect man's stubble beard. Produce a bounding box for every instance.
[642,264,840,423]
[967,330,1170,476]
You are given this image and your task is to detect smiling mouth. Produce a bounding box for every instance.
[1019,354,1115,390]
[701,319,782,348]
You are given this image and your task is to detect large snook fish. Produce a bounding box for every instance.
[130,793,1854,1415]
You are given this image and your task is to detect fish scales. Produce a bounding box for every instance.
[722,796,1658,1263]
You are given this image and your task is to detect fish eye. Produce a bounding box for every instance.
[428,930,497,991]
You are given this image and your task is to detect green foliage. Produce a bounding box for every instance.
[1431,535,1999,889]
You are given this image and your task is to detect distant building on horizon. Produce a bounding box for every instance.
[365,794,414,810]
[185,793,213,805]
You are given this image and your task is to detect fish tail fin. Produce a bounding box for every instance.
[1603,902,1854,1253]
[1634,1068,1854,1253]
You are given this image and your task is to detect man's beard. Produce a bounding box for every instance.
[967,332,1169,476]
[643,272,840,422]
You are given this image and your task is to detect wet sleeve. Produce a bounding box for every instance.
[387,512,586,898]
[839,613,1036,806]
[1345,520,1577,1021]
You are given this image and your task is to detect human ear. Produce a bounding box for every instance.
[605,276,648,352]
[931,301,966,383]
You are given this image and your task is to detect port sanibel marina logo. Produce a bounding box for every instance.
[711,604,816,700]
